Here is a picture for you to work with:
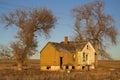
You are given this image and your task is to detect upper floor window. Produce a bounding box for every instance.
[83,52,88,62]
[83,52,85,61]
[86,54,88,61]
[87,45,89,49]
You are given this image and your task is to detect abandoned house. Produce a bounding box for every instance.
[40,36,96,71]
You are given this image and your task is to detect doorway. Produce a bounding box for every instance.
[60,57,63,69]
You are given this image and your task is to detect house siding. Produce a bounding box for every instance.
[40,42,95,71]
[78,42,95,69]
[40,43,77,70]
[40,43,58,66]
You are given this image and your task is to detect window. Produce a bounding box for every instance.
[95,53,97,55]
[72,66,75,69]
[46,66,51,70]
[83,52,85,61]
[87,45,89,49]
[83,52,88,62]
[82,66,85,70]
[66,66,69,69]
[73,54,76,61]
[86,54,88,61]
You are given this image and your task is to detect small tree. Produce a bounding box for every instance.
[1,8,56,70]
[72,1,118,67]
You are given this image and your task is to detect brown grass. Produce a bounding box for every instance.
[0,69,120,80]
[0,59,120,80]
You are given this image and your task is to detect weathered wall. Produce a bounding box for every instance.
[40,42,96,70]
[79,42,95,65]
[40,43,75,66]
[40,43,58,66]
[40,43,77,70]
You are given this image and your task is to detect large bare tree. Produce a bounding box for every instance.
[72,1,118,67]
[1,8,56,70]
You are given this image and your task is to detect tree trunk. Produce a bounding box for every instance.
[17,61,23,71]
[94,40,99,68]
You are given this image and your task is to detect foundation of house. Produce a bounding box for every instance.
[40,65,95,71]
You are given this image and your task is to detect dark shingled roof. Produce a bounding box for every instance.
[50,41,88,53]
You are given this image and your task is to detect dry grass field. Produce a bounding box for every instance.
[0,59,120,80]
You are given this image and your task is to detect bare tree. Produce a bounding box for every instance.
[0,45,12,59]
[1,8,56,70]
[72,0,118,67]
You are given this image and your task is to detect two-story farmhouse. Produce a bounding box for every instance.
[40,37,96,71]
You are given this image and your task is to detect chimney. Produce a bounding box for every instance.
[64,36,68,44]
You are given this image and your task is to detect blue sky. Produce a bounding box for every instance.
[0,0,120,59]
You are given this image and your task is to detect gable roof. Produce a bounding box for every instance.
[49,41,88,53]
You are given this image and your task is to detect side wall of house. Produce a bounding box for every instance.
[40,43,60,70]
[40,43,76,70]
[77,42,95,70]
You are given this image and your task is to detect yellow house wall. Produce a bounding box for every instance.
[40,43,58,66]
[40,43,76,67]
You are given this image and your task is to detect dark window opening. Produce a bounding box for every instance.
[46,66,51,70]
[87,45,88,49]
[86,55,88,61]
[66,66,69,69]
[82,66,85,70]
[95,53,97,55]
[83,52,85,61]
[72,66,75,69]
